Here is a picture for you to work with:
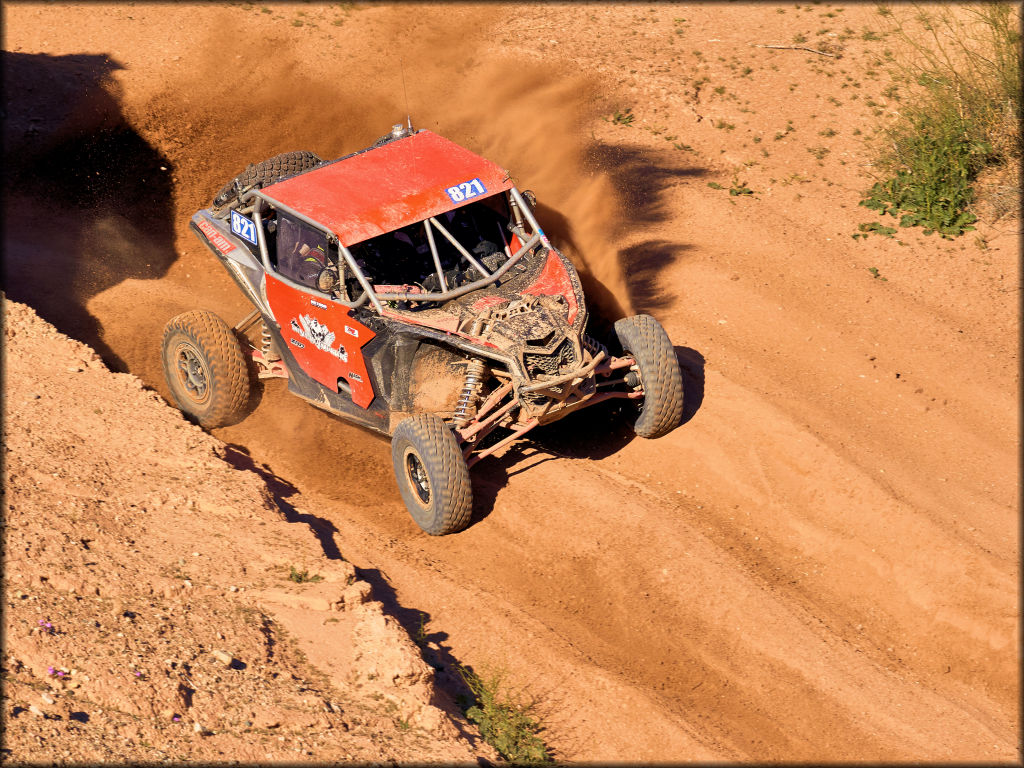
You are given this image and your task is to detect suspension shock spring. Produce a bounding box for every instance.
[453,358,488,427]
[582,333,608,358]
[261,322,280,361]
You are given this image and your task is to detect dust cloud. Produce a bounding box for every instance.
[128,6,634,323]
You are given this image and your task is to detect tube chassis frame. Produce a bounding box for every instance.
[194,182,642,468]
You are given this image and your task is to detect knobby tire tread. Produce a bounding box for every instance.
[614,314,684,439]
[212,151,323,209]
[162,310,251,429]
[391,414,472,535]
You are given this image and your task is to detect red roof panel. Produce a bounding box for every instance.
[259,130,513,246]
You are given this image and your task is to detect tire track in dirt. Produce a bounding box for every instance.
[241,367,1013,760]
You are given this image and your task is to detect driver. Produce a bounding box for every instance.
[293,242,327,287]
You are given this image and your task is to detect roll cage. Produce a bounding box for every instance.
[230,186,546,313]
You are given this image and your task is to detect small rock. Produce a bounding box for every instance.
[67,365,83,373]
[193,721,203,733]
[254,712,281,729]
[40,693,54,705]
[29,705,44,717]
[211,650,234,667]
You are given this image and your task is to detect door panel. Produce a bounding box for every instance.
[265,275,377,408]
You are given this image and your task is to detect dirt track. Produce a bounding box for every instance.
[4,2,1019,761]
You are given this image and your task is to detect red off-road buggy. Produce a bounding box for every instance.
[162,124,683,534]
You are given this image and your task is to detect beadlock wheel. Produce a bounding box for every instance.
[173,342,212,406]
[404,449,432,505]
[391,414,472,535]
[161,310,252,429]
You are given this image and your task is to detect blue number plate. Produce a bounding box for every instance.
[445,178,487,204]
[230,210,258,245]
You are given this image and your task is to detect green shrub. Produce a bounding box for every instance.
[853,221,898,239]
[288,566,323,583]
[861,4,1021,236]
[609,108,635,126]
[458,666,549,762]
[859,114,986,235]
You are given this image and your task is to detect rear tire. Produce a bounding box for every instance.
[391,415,472,535]
[212,150,323,210]
[614,314,684,438]
[162,310,251,428]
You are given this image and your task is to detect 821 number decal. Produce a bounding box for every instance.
[445,178,487,203]
[230,209,258,245]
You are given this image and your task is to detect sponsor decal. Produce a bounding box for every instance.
[289,338,305,349]
[445,177,487,203]
[310,298,327,310]
[348,372,363,382]
[344,325,359,337]
[230,210,258,245]
[293,314,348,362]
[197,218,236,254]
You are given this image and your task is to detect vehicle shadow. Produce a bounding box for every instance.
[464,401,641,529]
[468,462,511,528]
[2,51,177,371]
[676,344,706,426]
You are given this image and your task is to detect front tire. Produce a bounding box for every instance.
[614,314,684,438]
[161,310,251,428]
[391,414,472,535]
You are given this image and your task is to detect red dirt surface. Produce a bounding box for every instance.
[3,2,1018,762]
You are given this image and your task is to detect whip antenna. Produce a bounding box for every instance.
[400,58,413,132]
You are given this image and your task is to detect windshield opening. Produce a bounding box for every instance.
[348,191,530,291]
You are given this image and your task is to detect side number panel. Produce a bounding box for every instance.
[265,275,377,408]
[230,210,258,245]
